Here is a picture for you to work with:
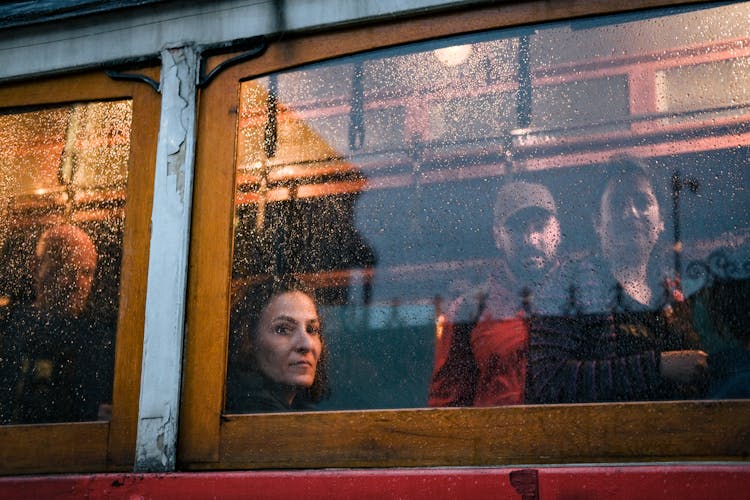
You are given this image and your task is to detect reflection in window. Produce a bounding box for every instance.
[227,3,750,412]
[0,100,132,424]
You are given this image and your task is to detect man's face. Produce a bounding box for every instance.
[495,206,561,281]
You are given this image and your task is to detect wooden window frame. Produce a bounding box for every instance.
[182,0,750,469]
[0,68,160,475]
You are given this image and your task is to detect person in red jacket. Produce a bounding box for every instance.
[429,181,568,407]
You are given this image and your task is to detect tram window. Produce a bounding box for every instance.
[0,100,131,424]
[175,0,750,469]
[223,1,750,414]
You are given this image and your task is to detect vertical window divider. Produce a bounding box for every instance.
[135,45,199,473]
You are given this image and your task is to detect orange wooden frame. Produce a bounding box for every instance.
[0,68,160,475]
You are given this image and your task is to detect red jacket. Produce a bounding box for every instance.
[428,293,527,407]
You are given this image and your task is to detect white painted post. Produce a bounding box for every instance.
[134,45,198,472]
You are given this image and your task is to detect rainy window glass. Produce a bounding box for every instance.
[226,3,750,413]
[0,100,132,423]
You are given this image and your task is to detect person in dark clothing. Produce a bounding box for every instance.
[526,157,708,404]
[0,223,107,424]
[3,303,97,422]
[527,306,705,403]
[696,272,750,399]
[226,277,329,412]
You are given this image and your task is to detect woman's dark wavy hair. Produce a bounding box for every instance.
[228,275,330,403]
[600,155,654,201]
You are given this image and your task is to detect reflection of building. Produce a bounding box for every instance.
[232,29,750,311]
[0,101,131,329]
[233,80,377,304]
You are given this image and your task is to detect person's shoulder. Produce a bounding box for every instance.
[441,279,488,324]
[291,393,317,411]
[226,370,296,413]
[0,301,38,334]
[554,250,605,279]
[554,251,616,313]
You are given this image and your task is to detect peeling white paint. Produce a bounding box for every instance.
[134,45,198,473]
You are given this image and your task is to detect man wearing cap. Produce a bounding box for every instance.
[491,181,563,314]
[429,180,569,407]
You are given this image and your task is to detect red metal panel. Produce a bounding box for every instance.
[1,464,749,499]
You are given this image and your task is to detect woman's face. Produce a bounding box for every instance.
[253,291,322,389]
[598,173,664,265]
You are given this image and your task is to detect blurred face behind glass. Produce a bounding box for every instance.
[495,206,561,282]
[34,225,98,317]
[253,291,322,389]
[597,173,664,268]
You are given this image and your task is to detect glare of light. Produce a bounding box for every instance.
[242,160,263,171]
[277,165,296,177]
[434,45,472,67]
[435,313,445,340]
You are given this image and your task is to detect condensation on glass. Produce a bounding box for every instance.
[0,100,132,424]
[226,3,750,413]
